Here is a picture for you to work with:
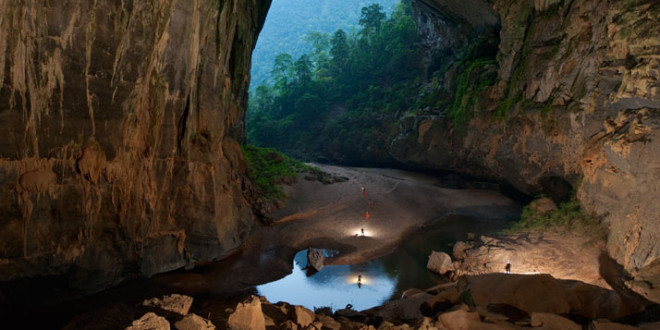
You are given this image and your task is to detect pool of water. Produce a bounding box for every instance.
[257,215,511,311]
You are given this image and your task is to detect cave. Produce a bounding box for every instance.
[1,0,660,328]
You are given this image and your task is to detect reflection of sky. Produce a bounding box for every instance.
[257,250,397,311]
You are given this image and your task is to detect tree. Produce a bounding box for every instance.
[330,29,349,69]
[359,4,386,36]
[272,53,294,92]
[294,54,313,88]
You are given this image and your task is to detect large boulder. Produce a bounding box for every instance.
[427,251,455,275]
[174,314,215,330]
[459,274,570,315]
[126,312,170,330]
[142,294,193,316]
[227,296,266,330]
[287,305,315,327]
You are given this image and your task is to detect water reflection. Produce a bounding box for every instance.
[257,249,397,311]
[257,216,512,312]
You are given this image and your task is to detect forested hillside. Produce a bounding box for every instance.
[248,1,424,165]
[251,0,398,88]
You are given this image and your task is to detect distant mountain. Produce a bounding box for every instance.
[250,0,398,89]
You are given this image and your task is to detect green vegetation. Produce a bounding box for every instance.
[241,145,318,201]
[508,198,607,243]
[248,0,422,163]
[250,0,398,88]
[450,57,497,127]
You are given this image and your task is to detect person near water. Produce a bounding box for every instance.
[505,263,511,274]
[361,228,365,236]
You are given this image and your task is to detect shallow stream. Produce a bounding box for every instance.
[257,215,511,311]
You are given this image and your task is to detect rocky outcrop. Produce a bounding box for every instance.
[404,0,660,300]
[0,0,271,292]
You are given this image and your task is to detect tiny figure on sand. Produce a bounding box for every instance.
[365,211,369,220]
[505,263,511,274]
[361,187,367,198]
[361,228,365,236]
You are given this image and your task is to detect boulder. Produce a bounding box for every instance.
[420,286,461,317]
[278,320,298,329]
[561,280,646,319]
[142,294,194,316]
[307,249,325,272]
[174,313,215,330]
[416,317,437,329]
[437,306,516,330]
[262,303,288,325]
[287,305,315,327]
[530,312,580,330]
[453,241,471,261]
[589,319,640,330]
[376,321,411,329]
[316,315,341,330]
[227,296,266,330]
[436,306,478,329]
[126,312,170,330]
[529,198,558,215]
[459,274,570,315]
[427,251,455,275]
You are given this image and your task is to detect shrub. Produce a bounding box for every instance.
[241,145,319,201]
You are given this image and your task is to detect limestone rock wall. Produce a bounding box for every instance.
[404,0,660,300]
[0,0,271,292]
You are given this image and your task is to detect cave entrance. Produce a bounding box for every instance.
[246,0,416,166]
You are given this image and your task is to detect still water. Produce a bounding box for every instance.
[257,215,510,311]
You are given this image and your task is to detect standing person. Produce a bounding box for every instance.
[365,211,369,220]
[362,187,367,198]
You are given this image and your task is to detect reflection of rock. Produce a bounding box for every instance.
[307,249,325,272]
[427,251,455,275]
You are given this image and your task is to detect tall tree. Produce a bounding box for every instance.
[359,4,386,36]
[272,53,294,92]
[330,29,349,74]
[294,54,313,87]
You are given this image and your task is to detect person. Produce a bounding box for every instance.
[357,274,362,288]
[505,263,511,274]
[361,228,365,236]
[365,211,369,220]
[362,187,367,198]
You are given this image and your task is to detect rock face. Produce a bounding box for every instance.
[427,251,455,275]
[404,0,660,301]
[0,1,271,291]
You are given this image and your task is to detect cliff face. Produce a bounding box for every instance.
[0,0,271,292]
[403,0,660,301]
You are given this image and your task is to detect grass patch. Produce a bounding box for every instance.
[241,145,318,201]
[508,198,607,243]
